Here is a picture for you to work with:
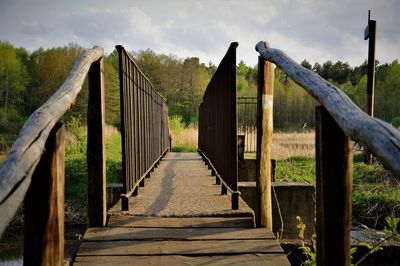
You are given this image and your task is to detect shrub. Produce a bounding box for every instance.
[169,115,185,133]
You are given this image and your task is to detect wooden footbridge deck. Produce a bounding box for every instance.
[75,153,289,265]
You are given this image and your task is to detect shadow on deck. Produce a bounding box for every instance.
[74,152,289,265]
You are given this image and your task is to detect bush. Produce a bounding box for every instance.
[169,115,185,133]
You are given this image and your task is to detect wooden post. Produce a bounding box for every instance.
[87,57,107,227]
[258,58,274,229]
[365,11,376,164]
[315,106,353,266]
[24,123,65,265]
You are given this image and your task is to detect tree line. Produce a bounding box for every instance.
[0,40,399,135]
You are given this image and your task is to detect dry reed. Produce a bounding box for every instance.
[170,124,198,149]
[271,131,315,160]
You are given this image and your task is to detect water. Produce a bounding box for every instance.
[0,225,86,264]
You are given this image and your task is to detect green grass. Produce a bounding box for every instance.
[105,134,122,183]
[65,132,122,205]
[275,154,400,229]
[275,156,315,184]
[172,146,197,152]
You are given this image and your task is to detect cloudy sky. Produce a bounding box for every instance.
[0,0,399,67]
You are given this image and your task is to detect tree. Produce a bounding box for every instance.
[0,41,28,133]
[301,60,312,70]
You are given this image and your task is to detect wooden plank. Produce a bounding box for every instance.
[0,46,104,236]
[77,239,284,256]
[75,254,290,266]
[87,57,107,227]
[258,58,274,229]
[256,41,400,179]
[107,216,254,228]
[24,123,65,265]
[83,227,276,241]
[316,106,353,266]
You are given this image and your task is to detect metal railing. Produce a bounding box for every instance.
[116,45,170,211]
[198,42,239,210]
[237,97,257,154]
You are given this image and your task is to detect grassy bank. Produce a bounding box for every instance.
[64,119,122,224]
[275,153,400,229]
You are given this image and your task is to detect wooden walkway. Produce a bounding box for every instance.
[74,153,289,265]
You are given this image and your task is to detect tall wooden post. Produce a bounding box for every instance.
[364,10,376,163]
[316,106,353,266]
[24,123,65,265]
[87,57,107,227]
[365,10,376,118]
[257,58,274,229]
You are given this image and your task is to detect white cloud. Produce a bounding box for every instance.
[0,0,398,67]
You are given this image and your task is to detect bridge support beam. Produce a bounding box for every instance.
[316,106,353,266]
[87,57,107,227]
[24,123,65,265]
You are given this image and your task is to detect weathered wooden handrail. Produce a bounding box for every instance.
[0,46,104,236]
[256,41,400,178]
[257,40,400,265]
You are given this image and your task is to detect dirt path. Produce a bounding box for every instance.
[109,152,253,218]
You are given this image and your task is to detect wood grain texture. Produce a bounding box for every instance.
[24,123,65,265]
[107,216,254,228]
[316,107,353,266]
[259,60,274,229]
[75,254,290,266]
[83,227,276,241]
[0,46,104,236]
[77,239,284,256]
[256,41,400,179]
[87,57,107,227]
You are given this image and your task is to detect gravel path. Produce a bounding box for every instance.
[109,152,253,218]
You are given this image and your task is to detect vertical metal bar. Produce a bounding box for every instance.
[116,45,170,207]
[126,56,132,195]
[316,106,353,266]
[117,47,129,211]
[133,65,139,184]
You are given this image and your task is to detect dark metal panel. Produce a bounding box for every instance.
[116,45,169,211]
[198,42,238,196]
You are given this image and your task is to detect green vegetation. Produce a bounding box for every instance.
[1,40,399,136]
[64,118,121,222]
[169,115,198,152]
[275,156,316,184]
[276,154,400,229]
[296,215,400,266]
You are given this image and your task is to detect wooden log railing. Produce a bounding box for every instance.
[0,46,105,264]
[256,40,400,265]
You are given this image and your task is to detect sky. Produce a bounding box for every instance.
[0,0,399,67]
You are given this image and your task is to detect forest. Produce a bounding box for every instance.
[0,40,400,135]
